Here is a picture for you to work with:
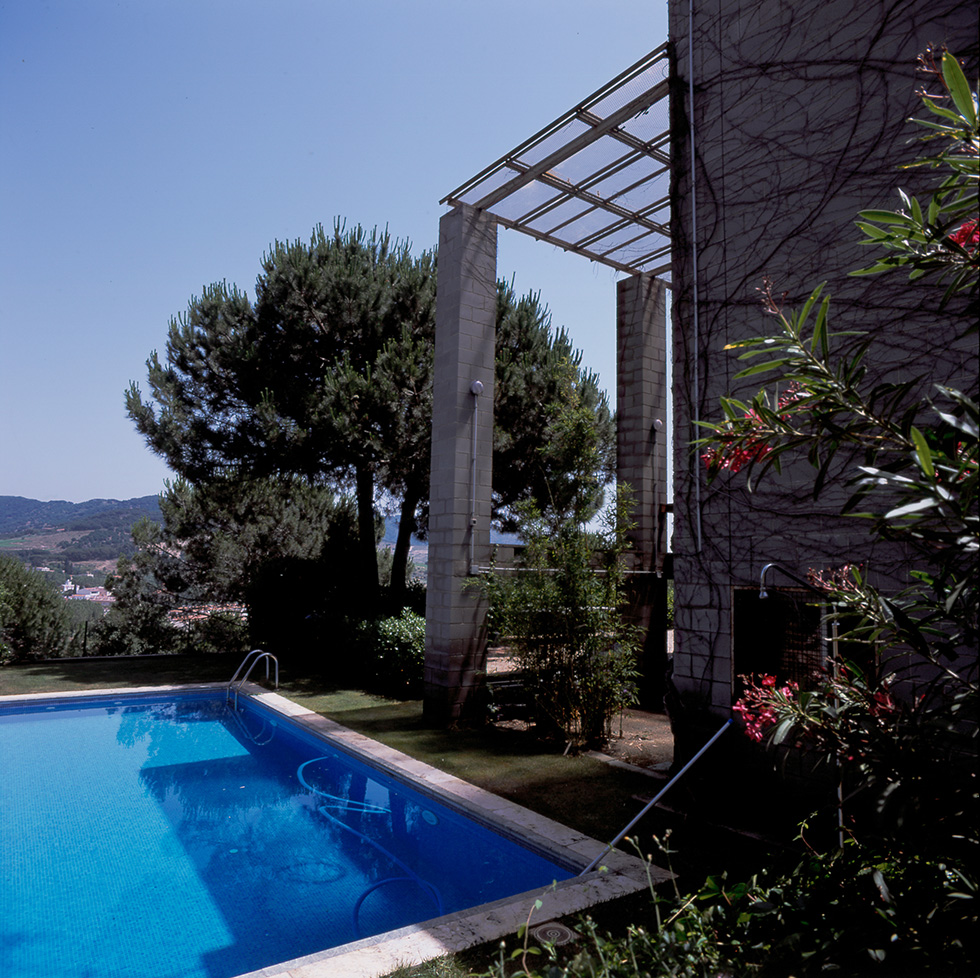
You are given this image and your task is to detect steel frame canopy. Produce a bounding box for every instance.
[442,45,670,278]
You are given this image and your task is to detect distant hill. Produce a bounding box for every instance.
[0,495,161,537]
[379,520,425,548]
[379,520,519,549]
[0,497,518,558]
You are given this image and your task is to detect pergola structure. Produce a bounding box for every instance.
[442,45,671,278]
[424,45,673,722]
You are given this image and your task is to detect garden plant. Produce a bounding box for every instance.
[480,489,640,750]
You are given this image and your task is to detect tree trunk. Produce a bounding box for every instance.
[390,480,422,608]
[354,465,379,612]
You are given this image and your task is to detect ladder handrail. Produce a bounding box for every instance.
[227,649,279,710]
[228,648,267,687]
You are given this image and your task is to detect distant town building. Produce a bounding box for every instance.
[66,586,115,609]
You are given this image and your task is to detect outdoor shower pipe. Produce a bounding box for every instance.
[578,718,732,876]
[689,0,703,555]
[759,562,826,600]
[469,380,483,575]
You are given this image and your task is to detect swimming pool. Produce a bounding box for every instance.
[0,685,660,978]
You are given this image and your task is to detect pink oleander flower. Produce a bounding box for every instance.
[777,382,807,410]
[733,674,798,742]
[807,563,862,595]
[871,689,898,716]
[702,409,773,473]
[704,384,809,474]
[949,219,978,252]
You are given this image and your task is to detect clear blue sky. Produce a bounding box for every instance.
[1,0,668,503]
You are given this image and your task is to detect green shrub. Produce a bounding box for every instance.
[480,492,639,747]
[356,608,426,694]
[480,837,975,977]
[0,554,73,662]
[180,609,250,657]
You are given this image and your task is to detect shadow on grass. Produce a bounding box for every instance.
[325,700,665,845]
[0,654,236,695]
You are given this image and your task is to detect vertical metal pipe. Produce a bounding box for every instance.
[831,613,844,850]
[689,0,703,555]
[469,381,482,575]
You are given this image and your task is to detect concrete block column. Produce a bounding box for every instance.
[423,204,497,723]
[617,273,670,708]
[617,273,669,568]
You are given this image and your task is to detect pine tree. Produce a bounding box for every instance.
[126,221,615,625]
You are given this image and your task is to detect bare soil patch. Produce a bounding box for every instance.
[602,708,673,770]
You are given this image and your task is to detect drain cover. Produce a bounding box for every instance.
[531,922,577,946]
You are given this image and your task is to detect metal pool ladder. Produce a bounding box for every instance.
[227,649,279,710]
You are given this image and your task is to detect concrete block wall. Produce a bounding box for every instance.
[667,0,978,727]
[617,273,670,574]
[423,204,498,723]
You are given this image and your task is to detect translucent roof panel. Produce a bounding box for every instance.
[442,45,670,278]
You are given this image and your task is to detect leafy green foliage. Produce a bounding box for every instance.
[354,608,426,695]
[97,479,361,659]
[0,554,73,662]
[127,221,615,619]
[480,491,639,747]
[481,831,975,977]
[93,540,182,657]
[493,286,615,531]
[851,50,978,307]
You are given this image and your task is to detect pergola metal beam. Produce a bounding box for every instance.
[471,79,669,212]
[490,212,646,276]
[444,44,669,202]
[441,45,671,278]
[505,161,669,239]
[575,108,670,165]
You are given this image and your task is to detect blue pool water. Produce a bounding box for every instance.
[0,692,572,978]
